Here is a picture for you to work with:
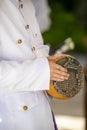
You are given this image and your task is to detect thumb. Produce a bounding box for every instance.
[47,55,58,61]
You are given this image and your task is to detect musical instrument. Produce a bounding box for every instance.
[47,38,84,99]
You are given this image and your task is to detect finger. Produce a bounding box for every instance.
[54,70,70,78]
[51,77,65,82]
[52,74,69,81]
[55,64,68,72]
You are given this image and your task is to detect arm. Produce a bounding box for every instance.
[0,57,50,92]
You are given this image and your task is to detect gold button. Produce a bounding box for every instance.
[32,46,35,51]
[25,25,29,29]
[23,106,28,111]
[18,39,22,44]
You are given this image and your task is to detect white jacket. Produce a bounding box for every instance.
[0,0,55,130]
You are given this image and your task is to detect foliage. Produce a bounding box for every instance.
[42,1,87,53]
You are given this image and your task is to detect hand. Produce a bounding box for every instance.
[48,56,69,82]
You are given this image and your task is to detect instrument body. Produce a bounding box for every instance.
[47,55,84,99]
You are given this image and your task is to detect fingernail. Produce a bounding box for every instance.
[66,77,68,79]
[68,74,69,77]
[61,80,64,81]
[66,77,69,79]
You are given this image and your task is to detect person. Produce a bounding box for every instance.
[32,0,51,32]
[0,0,69,130]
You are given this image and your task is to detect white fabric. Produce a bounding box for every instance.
[0,0,55,130]
[32,0,51,32]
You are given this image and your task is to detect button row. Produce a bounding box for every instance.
[32,46,35,51]
[18,0,38,37]
[25,24,29,30]
[18,39,22,44]
[20,4,23,8]
[19,0,23,8]
[17,39,36,51]
[23,106,28,111]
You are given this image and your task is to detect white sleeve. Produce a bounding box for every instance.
[0,57,50,92]
[36,44,50,57]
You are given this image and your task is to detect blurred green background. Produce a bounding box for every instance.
[42,0,87,53]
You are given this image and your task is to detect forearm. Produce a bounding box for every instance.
[0,57,50,92]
